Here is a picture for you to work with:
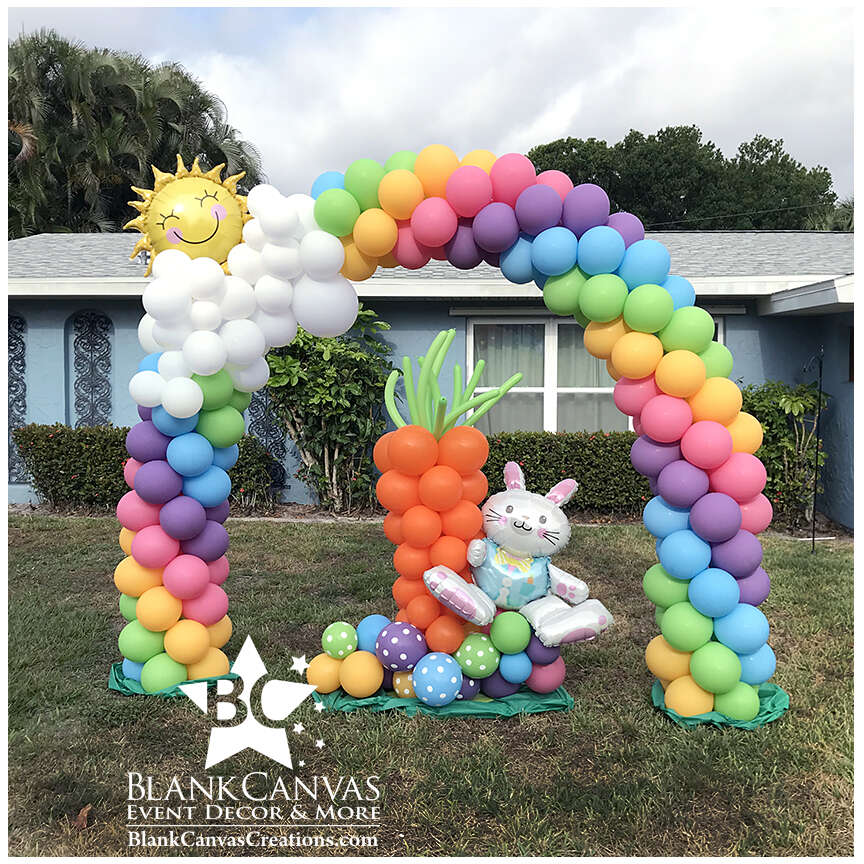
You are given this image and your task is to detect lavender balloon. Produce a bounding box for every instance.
[480,669,520,698]
[456,675,480,700]
[561,183,610,237]
[711,529,763,579]
[160,495,207,540]
[375,622,428,672]
[689,493,742,543]
[481,249,500,267]
[630,436,682,477]
[525,634,560,665]
[205,501,231,524]
[382,668,393,691]
[133,460,183,505]
[181,520,230,562]
[737,566,770,606]
[657,460,709,508]
[445,220,483,270]
[126,421,170,462]
[514,184,562,236]
[607,211,645,248]
[472,202,519,253]
[137,405,153,422]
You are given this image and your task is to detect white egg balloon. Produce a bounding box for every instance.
[246,184,283,218]
[227,357,272,393]
[151,249,192,279]
[253,274,294,315]
[182,330,228,376]
[152,320,193,350]
[143,277,191,322]
[157,350,192,381]
[284,193,318,238]
[129,370,165,407]
[252,308,298,348]
[262,241,303,281]
[220,276,257,320]
[300,230,345,280]
[219,318,267,365]
[292,275,359,338]
[242,219,267,252]
[187,256,226,299]
[138,314,161,353]
[227,243,266,284]
[161,376,204,418]
[189,300,223,331]
[258,199,299,245]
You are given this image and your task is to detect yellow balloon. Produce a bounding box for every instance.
[207,614,233,649]
[645,634,692,681]
[340,236,378,281]
[113,556,162,597]
[164,619,211,665]
[460,149,497,174]
[378,251,400,269]
[413,144,459,198]
[659,678,671,690]
[352,208,398,258]
[688,377,743,425]
[611,331,664,379]
[392,671,416,698]
[377,169,425,220]
[583,316,632,359]
[338,650,384,698]
[654,350,706,398]
[605,357,622,381]
[727,411,764,453]
[187,647,230,681]
[136,586,182,632]
[664,674,714,717]
[119,527,136,556]
[306,652,343,694]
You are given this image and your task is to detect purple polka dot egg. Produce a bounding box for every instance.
[374,622,428,671]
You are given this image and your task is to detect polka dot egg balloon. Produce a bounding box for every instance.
[454,633,500,679]
[375,622,428,671]
[412,652,463,707]
[322,621,358,659]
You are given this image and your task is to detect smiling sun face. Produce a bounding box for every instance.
[125,155,249,274]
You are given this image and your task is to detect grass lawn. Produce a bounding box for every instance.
[7,515,853,856]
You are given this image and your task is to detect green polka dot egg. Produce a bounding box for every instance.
[322,621,358,659]
[454,633,500,679]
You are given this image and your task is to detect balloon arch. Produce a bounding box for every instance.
[112,147,783,727]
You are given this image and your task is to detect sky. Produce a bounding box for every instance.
[8,6,854,199]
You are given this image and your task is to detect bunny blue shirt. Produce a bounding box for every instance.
[472,538,551,610]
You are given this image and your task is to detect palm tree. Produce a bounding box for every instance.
[805,196,854,232]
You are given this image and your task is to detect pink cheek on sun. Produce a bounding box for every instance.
[166,227,183,244]
[211,203,227,219]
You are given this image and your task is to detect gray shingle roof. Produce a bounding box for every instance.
[7,229,853,281]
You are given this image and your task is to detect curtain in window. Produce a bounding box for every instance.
[473,393,544,435]
[557,393,628,433]
[557,323,609,387]
[473,323,544,387]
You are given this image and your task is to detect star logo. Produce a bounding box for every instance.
[290,655,311,675]
[180,636,317,769]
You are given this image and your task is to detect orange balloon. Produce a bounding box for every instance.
[378,169,425,220]
[395,607,410,622]
[388,425,439,475]
[425,615,466,653]
[383,512,404,545]
[393,543,432,580]
[727,411,764,454]
[378,251,399,269]
[413,144,460,198]
[429,535,468,572]
[352,208,398,258]
[605,357,622,381]
[406,595,441,630]
[373,432,394,473]
[401,505,443,547]
[437,426,489,473]
[376,470,421,514]
[611,331,664,379]
[440,499,483,541]
[418,465,463,511]
[583,316,631,359]
[459,566,475,583]
[460,470,489,505]
[460,149,497,174]
[340,235,377,281]
[393,575,428,608]
[688,377,743,425]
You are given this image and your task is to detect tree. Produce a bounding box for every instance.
[806,196,854,232]
[528,125,837,230]
[8,29,264,238]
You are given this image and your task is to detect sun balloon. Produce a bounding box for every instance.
[125,155,250,273]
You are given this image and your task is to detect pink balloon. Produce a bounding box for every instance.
[410,197,458,247]
[613,376,660,417]
[131,524,180,569]
[392,221,430,270]
[490,153,537,207]
[117,490,161,531]
[445,165,493,218]
[416,240,447,261]
[163,554,210,600]
[739,493,773,533]
[183,584,229,627]
[208,555,230,586]
[681,421,734,470]
[633,416,644,436]
[124,458,143,489]
[709,453,768,503]
[536,169,574,202]
[526,655,566,693]
[640,395,693,444]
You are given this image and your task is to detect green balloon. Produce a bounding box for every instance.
[660,601,713,652]
[489,611,532,654]
[322,621,358,659]
[119,593,138,623]
[658,306,715,354]
[228,389,252,413]
[192,370,234,411]
[118,620,164,664]
[140,652,188,694]
[623,283,674,333]
[454,633,500,679]
[313,188,361,237]
[689,642,742,694]
[385,150,417,172]
[543,266,587,316]
[578,274,629,323]
[196,406,245,449]
[343,158,386,211]
[654,605,667,628]
[643,563,689,608]
[572,309,590,328]
[714,680,761,721]
[699,341,734,378]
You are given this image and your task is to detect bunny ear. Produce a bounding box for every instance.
[503,461,525,491]
[546,479,578,506]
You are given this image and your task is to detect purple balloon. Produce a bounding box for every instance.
[137,405,153,421]
[445,219,483,270]
[480,669,520,698]
[160,495,207,540]
[648,477,659,496]
[126,421,170,463]
[375,623,427,672]
[481,249,500,267]
[657,460,709,508]
[134,460,183,505]
[607,211,645,248]
[737,566,770,606]
[630,436,682,478]
[525,634,560,665]
[205,501,231,524]
[181,520,230,562]
[561,183,610,238]
[472,202,519,253]
[514,184,563,236]
[711,529,763,579]
[456,675,480,701]
[689,493,742,543]
[382,668,393,691]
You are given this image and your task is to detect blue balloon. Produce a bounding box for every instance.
[663,275,696,310]
[533,268,548,290]
[212,444,240,471]
[310,170,345,199]
[167,432,214,478]
[616,238,671,290]
[577,225,625,275]
[643,495,690,539]
[356,614,392,654]
[182,465,231,508]
[737,643,776,685]
[412,652,463,707]
[713,604,769,655]
[688,567,740,617]
[122,658,144,682]
[531,226,579,276]
[138,352,162,373]
[498,651,533,684]
[658,529,712,581]
[152,405,199,438]
[500,234,535,284]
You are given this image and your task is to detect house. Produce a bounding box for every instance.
[8,230,854,527]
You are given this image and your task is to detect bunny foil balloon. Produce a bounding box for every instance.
[424,461,613,646]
